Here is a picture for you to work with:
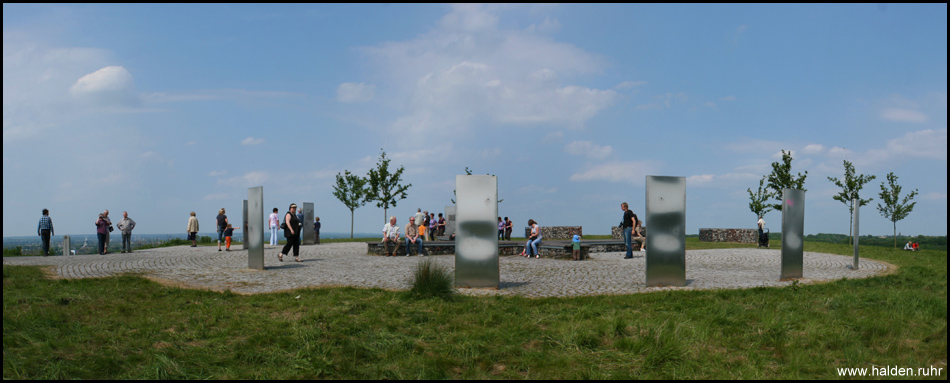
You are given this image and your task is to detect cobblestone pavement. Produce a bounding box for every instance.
[3,243,892,298]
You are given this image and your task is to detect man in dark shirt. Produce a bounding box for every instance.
[621,202,636,259]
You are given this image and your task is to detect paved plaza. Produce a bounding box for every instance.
[3,243,892,298]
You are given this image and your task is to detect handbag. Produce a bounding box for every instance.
[108,225,114,232]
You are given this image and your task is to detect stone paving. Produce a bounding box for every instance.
[2,243,892,298]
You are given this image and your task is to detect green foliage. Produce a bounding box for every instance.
[3,246,24,257]
[805,233,946,251]
[827,160,876,245]
[408,259,455,300]
[876,172,918,249]
[747,176,774,219]
[366,149,411,223]
[199,235,213,244]
[765,150,808,212]
[333,170,371,238]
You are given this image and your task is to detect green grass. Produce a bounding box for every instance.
[3,241,946,379]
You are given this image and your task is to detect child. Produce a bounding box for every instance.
[224,224,240,251]
[572,235,581,261]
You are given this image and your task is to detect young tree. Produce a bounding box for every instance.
[765,150,808,212]
[747,175,774,221]
[332,170,370,238]
[367,149,411,223]
[876,172,918,249]
[827,160,876,245]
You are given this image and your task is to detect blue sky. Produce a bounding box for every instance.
[4,4,947,237]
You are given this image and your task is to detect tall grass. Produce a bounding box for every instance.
[408,258,454,300]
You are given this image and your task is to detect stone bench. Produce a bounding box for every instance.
[699,228,757,243]
[523,226,582,240]
[366,239,637,260]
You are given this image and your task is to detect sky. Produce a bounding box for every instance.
[3,4,947,238]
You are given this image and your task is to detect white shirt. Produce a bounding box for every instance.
[383,222,400,240]
[269,213,279,227]
[757,218,765,229]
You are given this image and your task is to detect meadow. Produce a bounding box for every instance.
[3,239,946,379]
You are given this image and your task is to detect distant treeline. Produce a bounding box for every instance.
[804,233,947,251]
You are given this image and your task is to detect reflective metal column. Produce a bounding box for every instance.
[247,187,265,270]
[645,176,687,287]
[455,175,499,288]
[242,200,249,250]
[852,198,860,270]
[301,202,315,245]
[780,188,805,279]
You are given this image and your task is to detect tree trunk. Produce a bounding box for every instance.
[350,209,355,239]
[893,221,897,249]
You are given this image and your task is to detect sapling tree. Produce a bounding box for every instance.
[876,172,918,249]
[332,170,370,239]
[765,150,808,212]
[367,149,411,224]
[827,160,876,245]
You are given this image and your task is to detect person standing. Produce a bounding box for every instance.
[498,217,505,240]
[37,209,54,256]
[757,216,765,239]
[314,216,321,244]
[414,209,426,231]
[279,203,301,262]
[428,212,438,241]
[621,202,636,259]
[269,208,280,246]
[102,209,113,254]
[95,213,109,255]
[382,216,400,256]
[504,217,513,241]
[216,208,228,252]
[117,211,137,253]
[187,212,199,247]
[438,213,446,236]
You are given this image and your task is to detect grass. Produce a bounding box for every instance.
[408,258,455,300]
[3,241,946,379]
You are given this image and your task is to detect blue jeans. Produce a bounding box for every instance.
[623,226,633,258]
[526,237,542,256]
[406,237,424,255]
[97,233,107,254]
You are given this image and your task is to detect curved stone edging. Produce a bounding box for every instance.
[2,243,894,298]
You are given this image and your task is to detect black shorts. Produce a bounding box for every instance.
[188,232,197,241]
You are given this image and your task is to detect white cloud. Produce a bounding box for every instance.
[541,131,564,144]
[70,66,137,106]
[241,137,265,146]
[208,170,228,177]
[564,140,613,159]
[615,81,646,90]
[337,82,375,102]
[361,4,616,141]
[203,193,230,201]
[881,108,928,123]
[720,95,736,102]
[884,128,947,160]
[218,171,269,187]
[569,161,660,185]
[922,191,947,201]
[802,144,825,154]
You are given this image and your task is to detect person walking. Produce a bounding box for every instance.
[95,213,109,255]
[187,212,199,247]
[278,203,302,262]
[428,212,438,241]
[37,209,54,256]
[117,211,136,253]
[438,213,446,236]
[269,208,280,246]
[216,208,228,252]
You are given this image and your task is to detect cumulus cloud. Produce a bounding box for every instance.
[361,4,616,141]
[569,161,660,185]
[564,140,613,159]
[218,171,269,187]
[802,144,825,154]
[881,108,928,123]
[70,66,137,106]
[241,137,265,146]
[337,82,375,102]
[884,128,947,160]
